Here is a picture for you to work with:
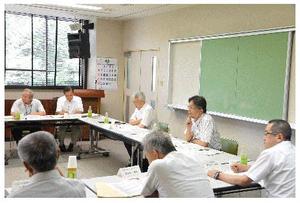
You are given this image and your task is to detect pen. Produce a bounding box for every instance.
[98,121,112,124]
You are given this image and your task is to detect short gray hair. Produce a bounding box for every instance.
[132,91,146,102]
[143,131,176,155]
[23,88,34,97]
[18,131,58,172]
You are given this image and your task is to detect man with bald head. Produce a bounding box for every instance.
[10,88,46,144]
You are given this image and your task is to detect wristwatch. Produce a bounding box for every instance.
[189,137,197,143]
[213,171,222,180]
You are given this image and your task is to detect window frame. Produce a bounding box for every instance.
[4,11,86,89]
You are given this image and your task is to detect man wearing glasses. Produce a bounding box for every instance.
[184,95,221,150]
[56,86,83,152]
[207,119,295,197]
[10,88,46,144]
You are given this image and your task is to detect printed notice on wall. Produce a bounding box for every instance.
[96,58,118,90]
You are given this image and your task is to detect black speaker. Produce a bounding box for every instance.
[67,32,90,59]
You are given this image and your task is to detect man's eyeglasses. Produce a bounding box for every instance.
[188,105,200,110]
[264,131,278,136]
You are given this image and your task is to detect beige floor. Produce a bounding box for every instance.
[5,139,129,188]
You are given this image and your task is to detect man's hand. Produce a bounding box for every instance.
[57,110,66,115]
[207,169,218,178]
[186,116,192,129]
[30,112,45,116]
[129,118,142,126]
[72,108,82,114]
[138,123,146,128]
[185,116,193,142]
[230,162,249,173]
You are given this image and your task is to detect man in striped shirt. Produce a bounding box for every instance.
[184,95,221,150]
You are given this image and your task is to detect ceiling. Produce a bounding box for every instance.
[5,4,191,20]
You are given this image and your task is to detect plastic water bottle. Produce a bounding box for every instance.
[240,146,248,165]
[67,156,77,179]
[104,112,109,124]
[15,112,20,120]
[87,106,92,118]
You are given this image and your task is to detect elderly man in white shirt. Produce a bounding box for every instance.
[8,131,86,198]
[185,95,221,150]
[56,86,83,152]
[125,92,154,167]
[10,88,46,144]
[141,131,215,198]
[129,91,154,128]
[208,119,295,198]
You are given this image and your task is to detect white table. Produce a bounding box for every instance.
[5,186,97,198]
[5,115,262,196]
[80,131,261,197]
[78,117,150,165]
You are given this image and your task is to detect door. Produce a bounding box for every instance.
[124,50,159,123]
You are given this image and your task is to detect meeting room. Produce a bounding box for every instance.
[3,2,296,199]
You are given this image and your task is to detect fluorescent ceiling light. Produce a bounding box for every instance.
[55,4,103,10]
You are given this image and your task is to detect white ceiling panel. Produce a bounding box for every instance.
[5,4,191,20]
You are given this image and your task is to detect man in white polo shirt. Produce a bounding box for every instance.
[10,88,46,144]
[208,119,295,197]
[129,91,154,128]
[141,131,214,198]
[56,87,83,152]
[125,91,154,167]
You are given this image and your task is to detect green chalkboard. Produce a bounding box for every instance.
[200,32,289,121]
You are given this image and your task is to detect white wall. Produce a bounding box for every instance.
[5,5,295,160]
[92,19,124,120]
[122,4,295,159]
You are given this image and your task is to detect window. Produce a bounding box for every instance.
[5,12,84,88]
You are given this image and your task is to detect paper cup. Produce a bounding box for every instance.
[68,156,77,168]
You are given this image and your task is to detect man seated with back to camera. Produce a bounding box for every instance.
[141,130,215,198]
[8,131,86,198]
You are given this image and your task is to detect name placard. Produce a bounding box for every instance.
[117,165,141,180]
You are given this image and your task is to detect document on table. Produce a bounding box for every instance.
[172,138,221,156]
[5,116,14,120]
[24,115,41,120]
[96,182,128,197]
[96,177,147,198]
[112,125,149,141]
[44,115,64,119]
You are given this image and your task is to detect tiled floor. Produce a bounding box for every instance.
[5,139,129,188]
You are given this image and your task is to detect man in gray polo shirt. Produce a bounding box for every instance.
[8,131,86,197]
[10,88,46,144]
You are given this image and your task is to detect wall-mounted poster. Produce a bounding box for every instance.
[96,57,118,90]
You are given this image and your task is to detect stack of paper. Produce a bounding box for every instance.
[95,179,144,198]
[96,182,128,198]
[25,115,41,120]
